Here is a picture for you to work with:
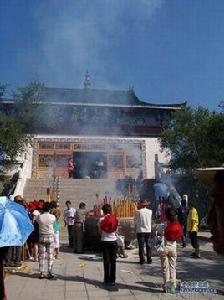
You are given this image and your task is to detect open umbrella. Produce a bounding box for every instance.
[0,196,34,247]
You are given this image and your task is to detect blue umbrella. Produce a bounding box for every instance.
[0,196,34,247]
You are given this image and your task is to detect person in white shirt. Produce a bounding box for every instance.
[36,202,56,279]
[64,200,76,248]
[134,199,152,264]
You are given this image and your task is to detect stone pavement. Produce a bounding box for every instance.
[5,231,224,300]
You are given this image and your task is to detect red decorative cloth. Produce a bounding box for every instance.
[100,214,118,233]
[165,221,183,241]
[37,201,44,210]
[27,200,43,211]
[27,202,37,212]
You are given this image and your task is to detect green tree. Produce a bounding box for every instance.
[219,100,224,112]
[160,105,224,218]
[0,81,44,162]
[0,113,31,161]
[12,81,44,132]
[160,106,224,171]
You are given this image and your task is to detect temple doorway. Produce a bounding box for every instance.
[73,152,107,179]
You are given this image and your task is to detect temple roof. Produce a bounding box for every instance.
[38,87,186,109]
[1,86,186,110]
[41,87,141,105]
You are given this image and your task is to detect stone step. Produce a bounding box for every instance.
[60,179,112,182]
[60,190,108,192]
[23,177,117,209]
[26,179,54,182]
[59,187,114,191]
[24,190,48,194]
[59,193,110,198]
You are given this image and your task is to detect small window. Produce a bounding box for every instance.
[74,143,81,150]
[126,155,141,168]
[56,155,70,167]
[55,143,71,150]
[39,155,55,167]
[39,142,54,149]
[109,154,124,169]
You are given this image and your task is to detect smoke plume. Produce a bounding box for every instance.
[32,0,164,88]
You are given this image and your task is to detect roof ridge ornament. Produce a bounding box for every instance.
[128,85,135,95]
[83,70,91,89]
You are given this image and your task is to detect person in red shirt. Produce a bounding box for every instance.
[98,204,118,286]
[158,208,183,293]
[67,158,74,179]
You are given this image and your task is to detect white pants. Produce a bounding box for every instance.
[158,245,177,285]
[54,232,60,249]
[39,235,54,273]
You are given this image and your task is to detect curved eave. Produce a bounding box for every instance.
[1,99,186,110]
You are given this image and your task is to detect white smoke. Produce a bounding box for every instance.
[31,0,164,88]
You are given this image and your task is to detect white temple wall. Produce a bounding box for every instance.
[145,138,170,179]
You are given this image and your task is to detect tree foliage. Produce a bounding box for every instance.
[160,106,224,171]
[0,113,31,161]
[0,82,44,162]
[12,81,44,132]
[219,100,224,112]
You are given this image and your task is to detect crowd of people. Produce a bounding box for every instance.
[1,170,224,297]
[133,197,202,293]
[1,194,200,290]
[3,197,61,279]
[3,197,95,281]
[6,195,201,292]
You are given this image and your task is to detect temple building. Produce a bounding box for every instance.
[0,74,186,204]
[26,74,185,181]
[0,73,186,207]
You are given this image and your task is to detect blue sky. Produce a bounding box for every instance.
[0,0,224,110]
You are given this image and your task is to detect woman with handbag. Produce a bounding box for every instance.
[158,208,183,293]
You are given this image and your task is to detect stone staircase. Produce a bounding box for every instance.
[23,178,117,208]
[59,178,117,242]
[23,178,54,201]
[58,178,116,209]
[23,178,117,242]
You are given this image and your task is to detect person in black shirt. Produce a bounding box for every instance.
[176,198,188,247]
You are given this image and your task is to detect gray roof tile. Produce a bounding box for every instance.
[40,87,186,108]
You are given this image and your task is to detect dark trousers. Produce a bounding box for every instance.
[101,241,117,284]
[181,223,187,246]
[74,223,84,253]
[6,246,22,264]
[0,257,5,300]
[189,231,199,249]
[137,232,151,263]
[67,225,75,248]
[0,248,8,300]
